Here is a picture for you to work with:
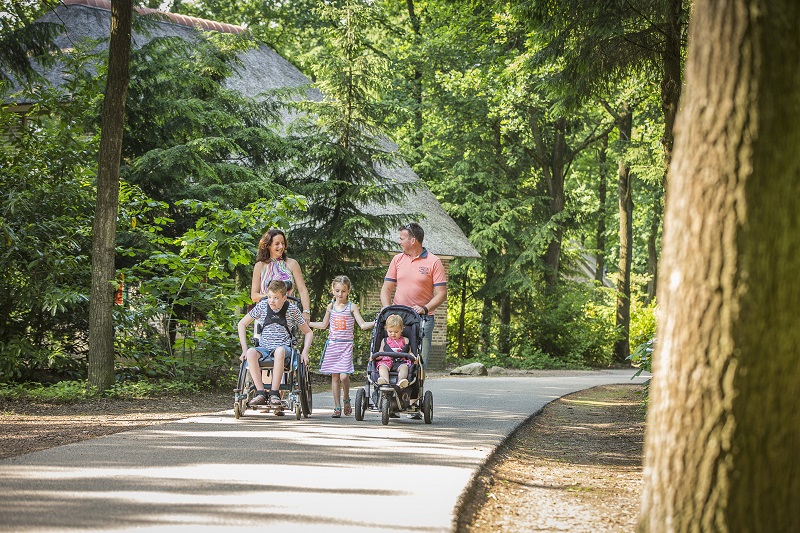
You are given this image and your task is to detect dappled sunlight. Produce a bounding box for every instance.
[0,371,644,531]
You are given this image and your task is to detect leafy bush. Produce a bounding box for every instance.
[0,379,202,403]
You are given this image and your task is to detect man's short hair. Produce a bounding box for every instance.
[400,222,424,243]
[267,279,288,296]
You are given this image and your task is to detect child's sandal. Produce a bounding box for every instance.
[343,398,352,416]
[331,407,342,418]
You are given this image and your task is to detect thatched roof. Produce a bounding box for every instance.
[21,0,479,259]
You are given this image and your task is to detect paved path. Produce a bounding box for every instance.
[0,370,648,532]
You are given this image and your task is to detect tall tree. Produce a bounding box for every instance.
[641,0,800,529]
[284,0,406,315]
[88,0,133,391]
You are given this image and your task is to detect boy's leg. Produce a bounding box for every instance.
[246,348,269,406]
[270,347,285,393]
[246,348,266,390]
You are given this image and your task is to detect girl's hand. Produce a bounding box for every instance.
[240,351,248,361]
[301,351,309,365]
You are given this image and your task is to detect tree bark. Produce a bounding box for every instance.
[595,134,608,283]
[644,193,661,305]
[542,117,567,288]
[88,0,133,391]
[614,106,632,363]
[640,0,800,530]
[457,276,467,359]
[406,0,423,157]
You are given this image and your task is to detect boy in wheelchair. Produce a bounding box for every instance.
[237,279,312,409]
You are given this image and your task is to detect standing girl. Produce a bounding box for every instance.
[310,275,374,417]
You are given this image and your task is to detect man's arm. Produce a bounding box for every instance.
[380,279,395,308]
[425,284,448,314]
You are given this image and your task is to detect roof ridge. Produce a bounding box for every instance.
[61,0,245,34]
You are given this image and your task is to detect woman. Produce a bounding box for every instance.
[250,228,311,319]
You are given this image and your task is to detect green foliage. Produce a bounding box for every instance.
[0,0,63,86]
[117,195,306,384]
[122,32,293,220]
[282,0,410,315]
[0,48,103,381]
[0,378,201,402]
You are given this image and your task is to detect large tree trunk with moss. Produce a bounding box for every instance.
[614,106,632,363]
[88,0,133,391]
[640,0,800,530]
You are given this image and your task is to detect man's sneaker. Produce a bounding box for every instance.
[249,392,267,406]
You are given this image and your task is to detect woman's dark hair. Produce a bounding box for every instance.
[256,228,287,263]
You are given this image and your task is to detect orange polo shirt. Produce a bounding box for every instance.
[385,248,447,314]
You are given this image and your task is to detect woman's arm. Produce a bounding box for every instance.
[250,262,264,302]
[287,257,311,317]
[350,303,374,330]
[309,304,332,330]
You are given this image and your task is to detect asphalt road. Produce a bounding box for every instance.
[0,369,648,533]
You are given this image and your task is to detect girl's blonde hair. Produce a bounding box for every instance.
[385,314,404,330]
[331,275,351,291]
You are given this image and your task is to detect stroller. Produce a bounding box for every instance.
[233,293,313,420]
[353,305,433,425]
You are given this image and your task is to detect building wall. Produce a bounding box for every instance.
[360,258,451,371]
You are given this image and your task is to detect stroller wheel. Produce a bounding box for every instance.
[422,390,433,424]
[234,402,242,419]
[354,388,366,421]
[380,393,391,425]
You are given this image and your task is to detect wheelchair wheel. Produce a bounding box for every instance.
[380,393,390,425]
[298,362,313,417]
[422,390,433,424]
[294,403,301,420]
[234,402,242,419]
[354,388,366,421]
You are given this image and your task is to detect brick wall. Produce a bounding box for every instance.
[360,258,450,370]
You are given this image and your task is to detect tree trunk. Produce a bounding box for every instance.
[457,276,467,359]
[614,106,632,363]
[644,193,661,305]
[543,117,567,288]
[640,0,800,530]
[595,134,608,283]
[660,0,683,172]
[88,0,133,391]
[406,0,423,158]
[497,293,511,355]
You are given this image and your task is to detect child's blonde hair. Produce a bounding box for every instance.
[385,314,404,330]
[331,275,351,291]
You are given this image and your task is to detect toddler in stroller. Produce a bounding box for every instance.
[353,305,433,425]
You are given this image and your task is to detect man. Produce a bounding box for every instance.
[380,222,447,370]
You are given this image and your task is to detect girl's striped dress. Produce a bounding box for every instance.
[319,302,355,374]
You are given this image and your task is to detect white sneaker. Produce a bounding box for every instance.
[397,379,409,389]
[377,377,389,385]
